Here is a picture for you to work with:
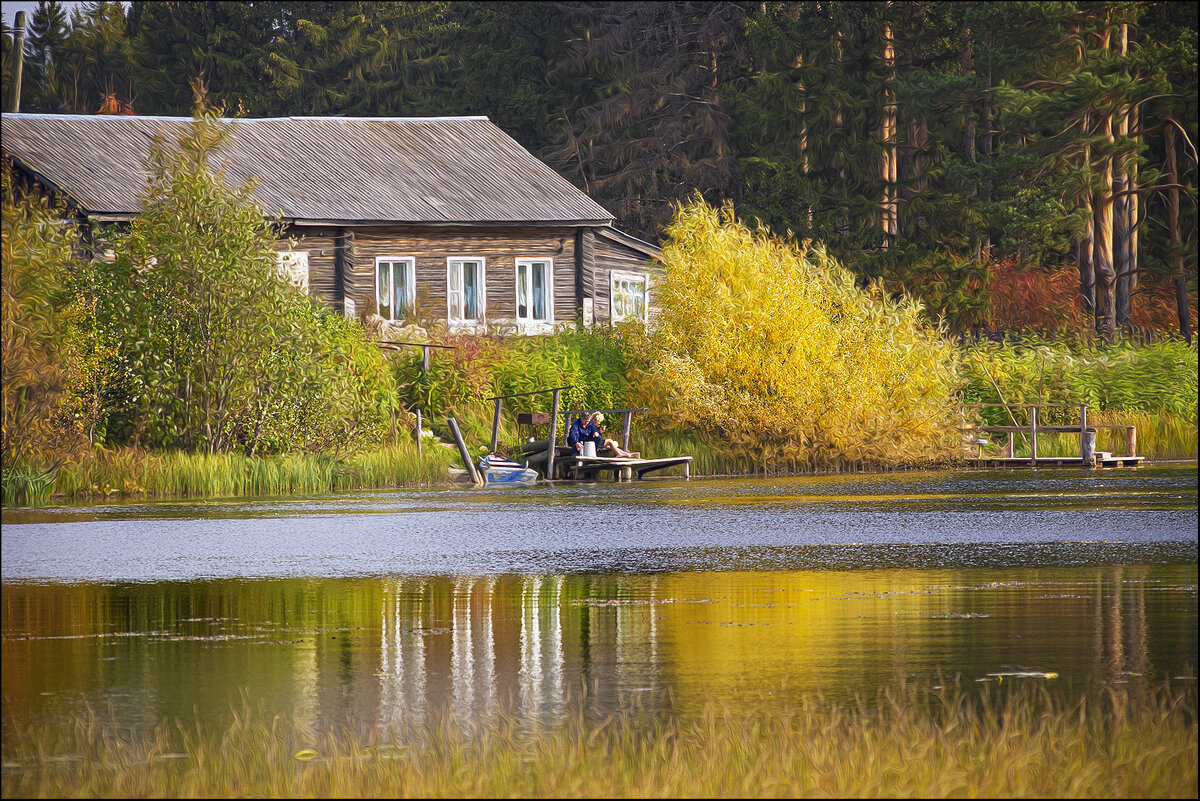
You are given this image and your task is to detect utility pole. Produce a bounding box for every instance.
[5,11,26,113]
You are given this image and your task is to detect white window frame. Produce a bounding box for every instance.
[375,256,416,323]
[514,257,554,330]
[609,270,649,323]
[275,250,309,291]
[447,256,487,330]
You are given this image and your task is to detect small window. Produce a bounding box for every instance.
[376,257,415,322]
[610,271,648,323]
[448,257,486,325]
[276,251,309,291]
[515,258,553,326]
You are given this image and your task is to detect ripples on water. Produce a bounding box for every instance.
[2,466,1196,581]
[1,465,1196,741]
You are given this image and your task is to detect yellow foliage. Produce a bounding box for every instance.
[632,198,961,467]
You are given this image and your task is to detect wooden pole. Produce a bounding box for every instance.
[1082,427,1097,467]
[448,417,482,486]
[1126,426,1136,457]
[974,354,1028,452]
[490,398,502,453]
[1078,404,1087,463]
[622,411,633,451]
[547,389,560,480]
[416,409,423,456]
[6,12,26,113]
[1029,405,1038,465]
[422,346,430,375]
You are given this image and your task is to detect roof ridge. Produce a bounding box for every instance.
[1,112,492,123]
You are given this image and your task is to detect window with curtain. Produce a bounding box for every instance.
[448,257,486,325]
[610,271,648,323]
[516,258,553,326]
[375,257,415,322]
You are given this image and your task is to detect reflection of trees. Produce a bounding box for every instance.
[2,567,1192,740]
[1098,567,1151,709]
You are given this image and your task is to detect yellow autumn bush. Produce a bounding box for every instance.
[631,198,961,467]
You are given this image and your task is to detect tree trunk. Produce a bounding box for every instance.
[1113,23,1132,329]
[981,64,993,256]
[880,19,898,247]
[1165,124,1193,344]
[795,51,812,228]
[961,34,979,258]
[1092,25,1116,341]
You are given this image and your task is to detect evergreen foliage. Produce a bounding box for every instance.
[2,2,1193,338]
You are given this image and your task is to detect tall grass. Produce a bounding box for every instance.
[22,440,458,507]
[3,683,1194,798]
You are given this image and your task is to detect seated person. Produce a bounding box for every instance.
[566,412,599,455]
[589,412,638,458]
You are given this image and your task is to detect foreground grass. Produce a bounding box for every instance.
[2,440,458,507]
[3,684,1195,798]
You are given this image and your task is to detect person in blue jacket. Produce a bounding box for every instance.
[566,412,599,454]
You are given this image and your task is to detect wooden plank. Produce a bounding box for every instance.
[490,398,502,453]
[548,389,560,480]
[447,416,482,486]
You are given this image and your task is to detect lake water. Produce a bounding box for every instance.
[2,464,1196,741]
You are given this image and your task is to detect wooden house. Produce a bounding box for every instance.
[1,113,661,334]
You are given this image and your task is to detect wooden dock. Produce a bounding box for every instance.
[489,389,692,483]
[964,453,1145,469]
[962,403,1144,469]
[562,454,693,481]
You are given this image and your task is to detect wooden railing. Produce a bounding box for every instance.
[963,403,1137,465]
[485,386,575,479]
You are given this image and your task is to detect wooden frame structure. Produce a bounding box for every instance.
[963,403,1141,468]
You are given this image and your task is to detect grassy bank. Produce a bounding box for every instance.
[2,440,457,507]
[3,684,1194,798]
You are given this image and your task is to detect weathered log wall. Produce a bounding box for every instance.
[287,224,660,329]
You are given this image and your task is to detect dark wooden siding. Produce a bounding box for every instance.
[346,226,579,326]
[279,225,341,308]
[591,232,661,323]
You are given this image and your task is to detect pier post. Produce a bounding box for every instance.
[1126,426,1136,457]
[1029,405,1038,465]
[547,389,560,480]
[416,409,422,456]
[622,411,633,451]
[1082,428,1097,467]
[490,398,502,453]
[1079,405,1087,463]
[448,417,482,486]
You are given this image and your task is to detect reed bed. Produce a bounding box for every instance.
[37,441,456,505]
[3,683,1194,798]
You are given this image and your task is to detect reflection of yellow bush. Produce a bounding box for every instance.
[631,198,960,468]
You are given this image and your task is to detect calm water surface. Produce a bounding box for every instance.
[2,465,1196,741]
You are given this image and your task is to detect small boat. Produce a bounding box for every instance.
[477,454,539,486]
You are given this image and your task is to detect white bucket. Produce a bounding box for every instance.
[581,441,597,458]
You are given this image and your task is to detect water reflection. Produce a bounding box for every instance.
[2,465,1195,745]
[3,566,1195,742]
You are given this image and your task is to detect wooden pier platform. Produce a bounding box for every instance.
[964,452,1145,469]
[563,454,693,481]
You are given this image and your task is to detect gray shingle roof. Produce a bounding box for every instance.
[1,114,615,226]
